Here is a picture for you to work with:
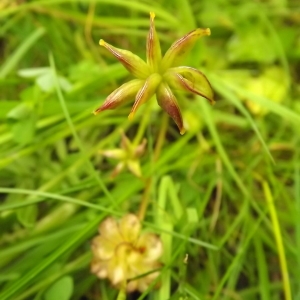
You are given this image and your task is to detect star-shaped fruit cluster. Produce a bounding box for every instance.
[94,12,214,134]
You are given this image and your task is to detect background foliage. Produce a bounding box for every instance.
[0,0,300,299]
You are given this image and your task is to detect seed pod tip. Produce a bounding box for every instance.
[180,128,186,135]
[150,12,155,19]
[128,112,135,120]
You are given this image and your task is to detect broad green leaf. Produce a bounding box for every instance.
[9,116,35,145]
[17,204,37,228]
[6,103,31,121]
[44,276,73,300]
[18,67,50,78]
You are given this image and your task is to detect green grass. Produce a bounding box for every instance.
[1,0,300,299]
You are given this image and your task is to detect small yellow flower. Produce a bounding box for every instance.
[100,133,147,178]
[91,214,163,292]
[94,12,214,135]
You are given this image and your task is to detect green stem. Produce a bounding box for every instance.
[263,181,292,300]
[137,113,169,220]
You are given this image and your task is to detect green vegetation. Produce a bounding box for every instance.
[0,0,299,299]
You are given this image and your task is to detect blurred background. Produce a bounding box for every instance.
[0,0,300,299]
